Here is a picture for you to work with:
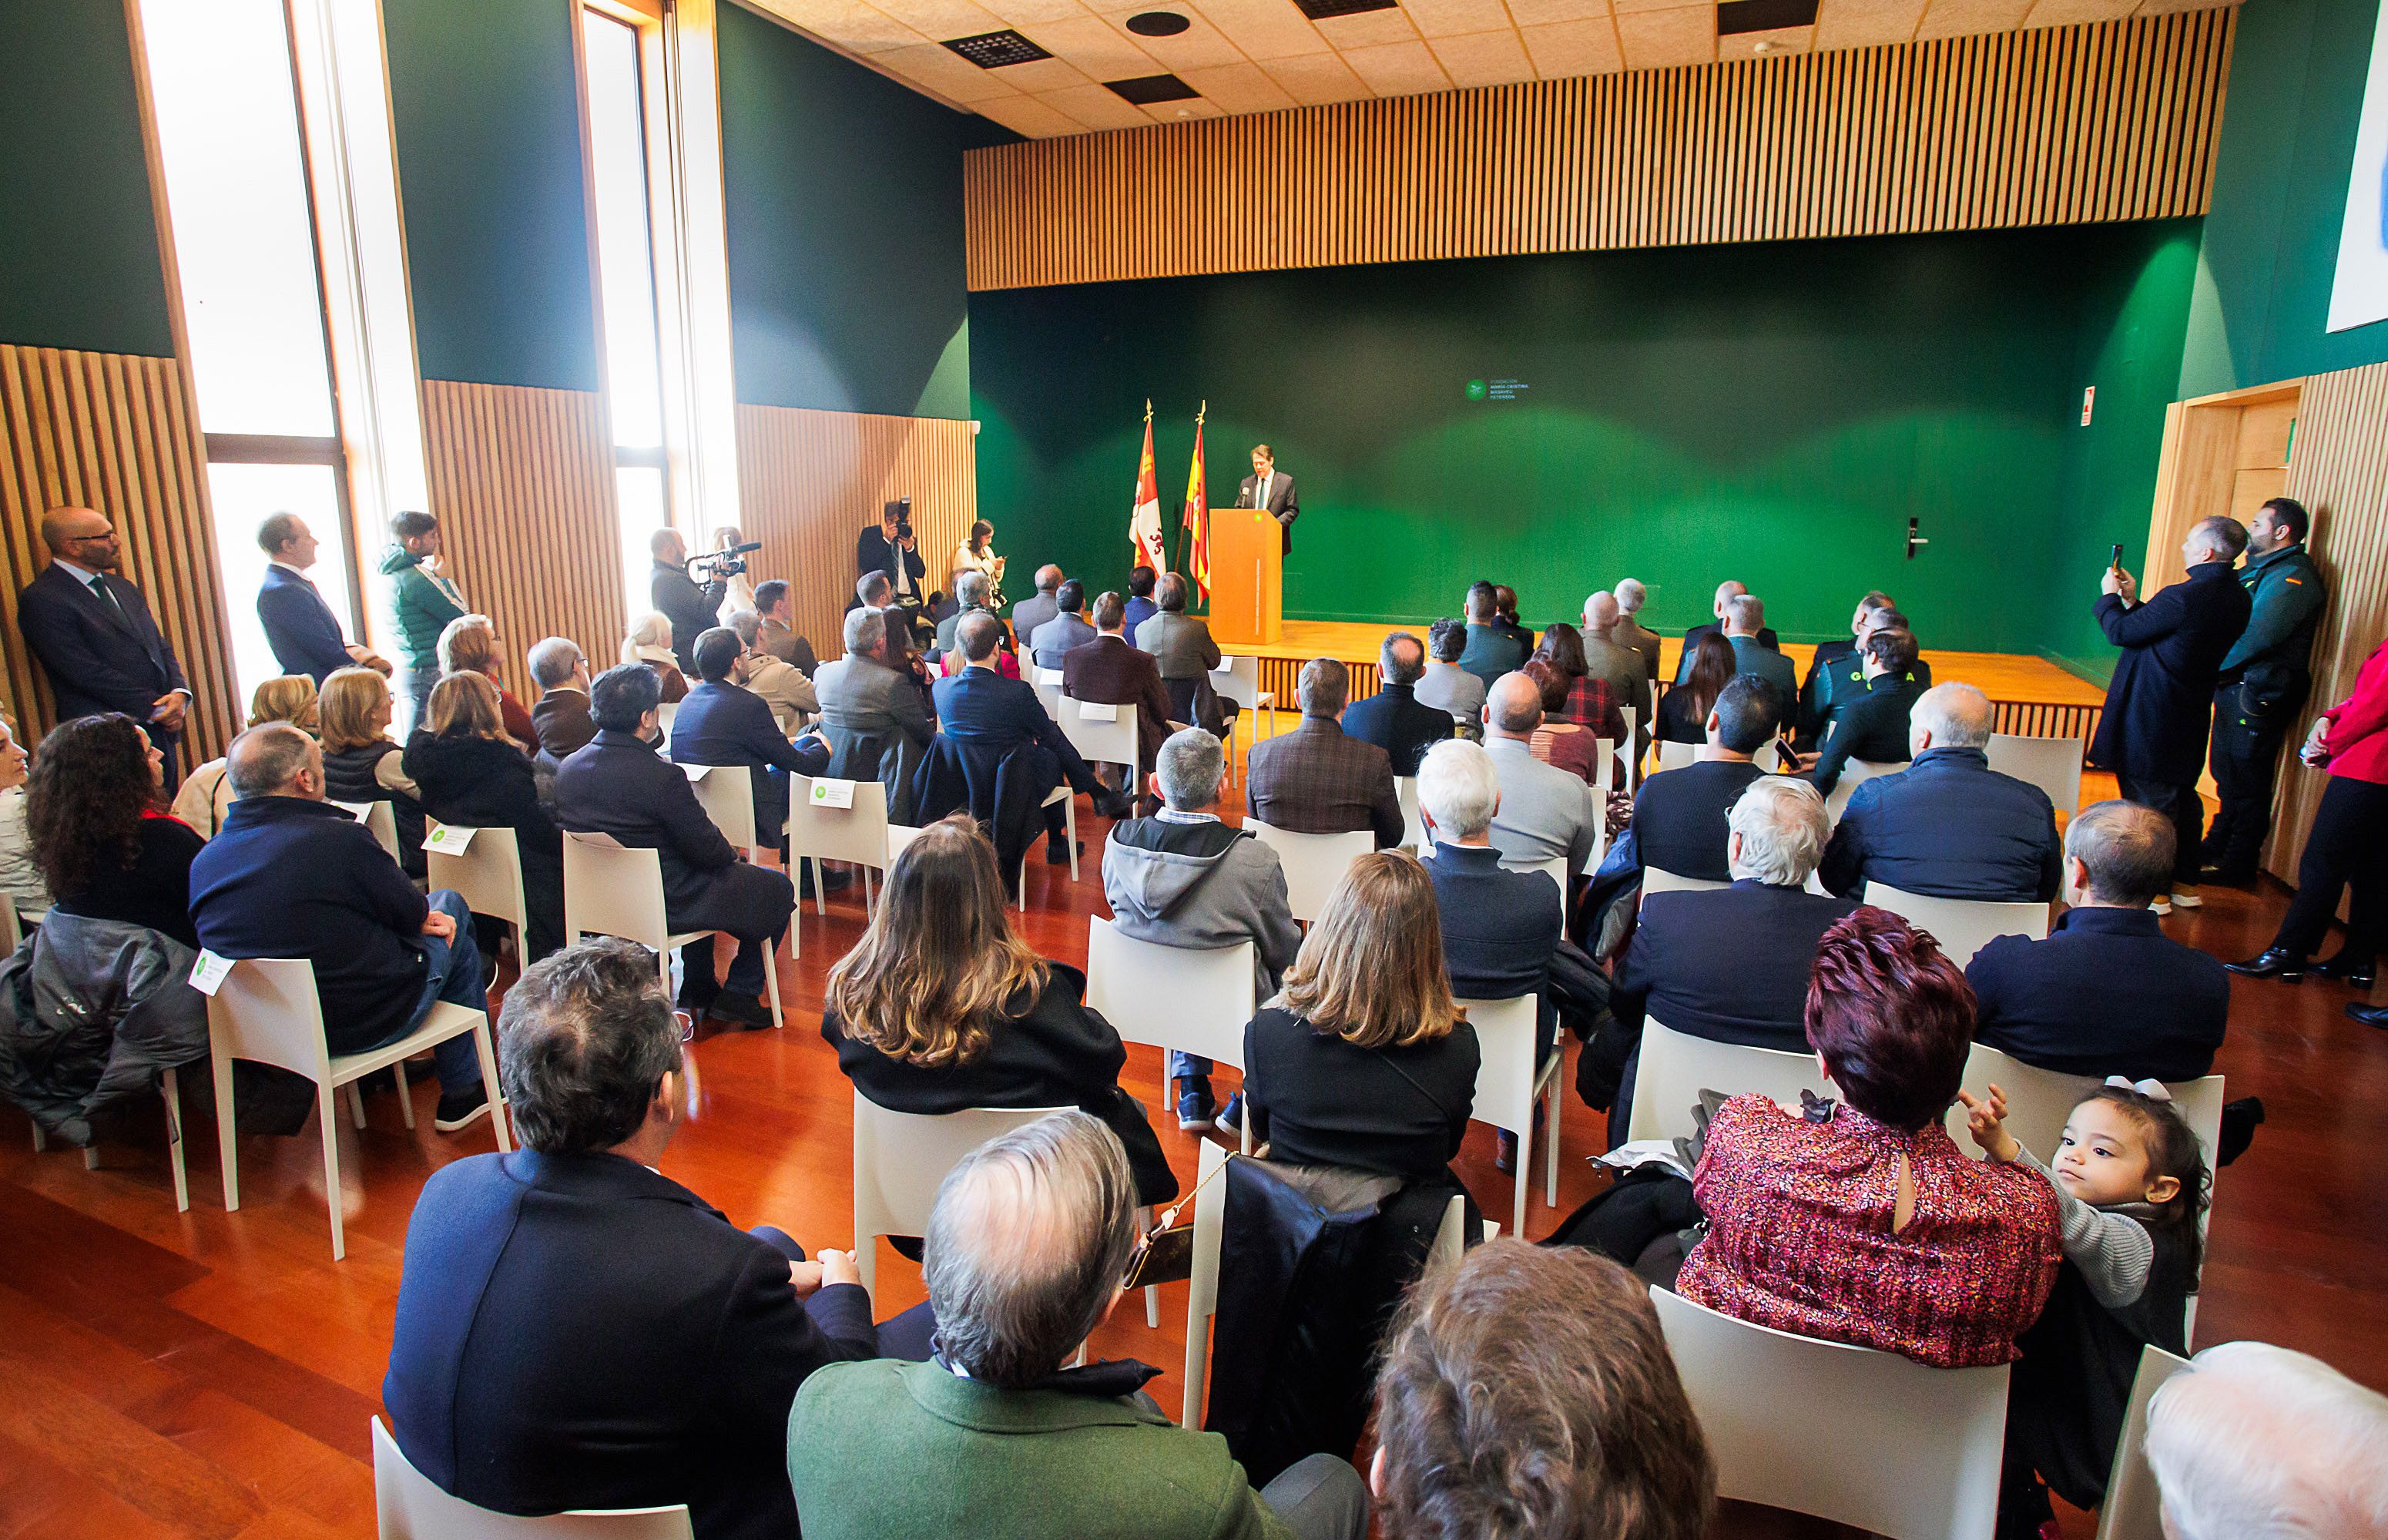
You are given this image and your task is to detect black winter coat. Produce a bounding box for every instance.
[402,733,565,961]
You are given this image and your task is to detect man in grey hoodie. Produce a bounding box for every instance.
[1102,727,1303,1134]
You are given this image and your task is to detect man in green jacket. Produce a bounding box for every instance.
[381,509,468,731]
[786,1112,1367,1540]
[2204,495,2327,881]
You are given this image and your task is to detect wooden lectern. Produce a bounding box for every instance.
[1207,502,1283,646]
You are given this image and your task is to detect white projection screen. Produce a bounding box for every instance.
[2327,0,2388,332]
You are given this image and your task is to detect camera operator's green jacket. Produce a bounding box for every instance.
[380,544,468,675]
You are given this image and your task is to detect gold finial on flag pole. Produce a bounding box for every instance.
[1196,400,1207,425]
[1144,398,1153,422]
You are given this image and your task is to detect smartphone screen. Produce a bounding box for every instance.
[2110,543,2124,567]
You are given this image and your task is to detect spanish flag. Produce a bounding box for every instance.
[1182,405,1210,601]
[1129,402,1165,572]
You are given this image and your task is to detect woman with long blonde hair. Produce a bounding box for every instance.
[170,675,320,837]
[822,815,1177,1203]
[1244,851,1479,1181]
[403,671,565,962]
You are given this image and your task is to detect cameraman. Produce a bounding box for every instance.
[857,500,926,609]
[649,528,727,673]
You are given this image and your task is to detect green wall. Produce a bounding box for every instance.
[2180,0,2388,394]
[0,0,174,355]
[718,2,1004,418]
[971,223,2201,659]
[384,0,599,391]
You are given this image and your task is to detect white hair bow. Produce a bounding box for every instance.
[2104,1074,2172,1102]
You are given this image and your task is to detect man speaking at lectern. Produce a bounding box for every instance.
[1236,444,1299,554]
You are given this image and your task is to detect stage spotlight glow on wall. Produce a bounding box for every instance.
[2326,0,2388,333]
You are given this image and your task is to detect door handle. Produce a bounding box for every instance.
[1907,517,1929,560]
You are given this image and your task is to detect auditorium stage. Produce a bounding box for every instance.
[1237,619,2108,743]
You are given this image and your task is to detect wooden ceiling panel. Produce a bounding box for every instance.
[1427,27,1539,85]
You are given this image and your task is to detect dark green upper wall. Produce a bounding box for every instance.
[0,0,174,355]
[971,223,2199,659]
[718,2,1005,419]
[2180,0,2388,393]
[384,0,599,391]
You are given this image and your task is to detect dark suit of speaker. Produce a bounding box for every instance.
[17,562,193,773]
[257,564,355,682]
[1236,469,1298,555]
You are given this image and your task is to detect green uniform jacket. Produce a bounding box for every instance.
[379,545,468,673]
[786,1359,1293,1540]
[2219,542,2325,714]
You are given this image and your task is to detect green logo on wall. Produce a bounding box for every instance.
[1464,379,1487,401]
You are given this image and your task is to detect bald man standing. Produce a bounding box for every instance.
[17,505,193,777]
[1675,579,1779,684]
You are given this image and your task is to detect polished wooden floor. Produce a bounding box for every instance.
[3,779,2383,1540]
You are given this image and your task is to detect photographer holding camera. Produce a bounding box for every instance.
[857,498,927,610]
[650,528,756,673]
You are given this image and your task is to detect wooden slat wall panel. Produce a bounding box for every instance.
[733,406,978,663]
[0,345,238,763]
[964,10,2233,291]
[419,380,624,699]
[2269,362,2388,886]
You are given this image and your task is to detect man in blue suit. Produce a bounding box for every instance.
[16,505,193,776]
[256,513,389,683]
[1342,631,1455,777]
[669,627,827,847]
[554,664,793,1031]
[933,614,1131,862]
[384,939,931,1540]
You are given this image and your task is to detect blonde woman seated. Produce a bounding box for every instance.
[620,612,690,706]
[821,815,1178,1206]
[437,612,538,750]
[1244,851,1480,1183]
[318,666,427,879]
[404,672,565,963]
[171,675,319,837]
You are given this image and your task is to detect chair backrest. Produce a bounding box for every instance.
[425,824,528,932]
[1458,995,1541,1131]
[1182,1139,1232,1426]
[562,832,671,950]
[2094,1344,2194,1540]
[1524,857,1569,919]
[1627,1019,1831,1144]
[1825,757,1906,824]
[1947,1042,2225,1173]
[1209,654,1262,709]
[1058,694,1139,773]
[205,958,334,1082]
[1863,882,2050,967]
[1650,1287,2011,1540]
[683,764,760,853]
[1246,820,1373,924]
[1654,740,1696,773]
[372,1418,694,1540]
[1987,733,2086,817]
[1639,864,1730,909]
[655,701,678,747]
[1084,918,1256,1072]
[852,1092,1070,1251]
[1394,776,1426,852]
[332,798,402,863]
[1752,740,1787,773]
[1032,667,1064,722]
[884,823,923,864]
[786,774,892,869]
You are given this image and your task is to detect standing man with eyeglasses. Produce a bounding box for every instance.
[17,505,194,780]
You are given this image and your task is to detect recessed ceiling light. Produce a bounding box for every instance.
[941,29,1054,68]
[1126,11,1192,36]
[1105,72,1201,105]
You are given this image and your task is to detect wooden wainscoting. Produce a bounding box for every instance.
[418,380,625,698]
[0,344,238,762]
[964,9,2234,291]
[733,405,978,660]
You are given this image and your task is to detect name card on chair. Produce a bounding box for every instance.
[424,825,478,855]
[681,763,713,781]
[810,777,857,809]
[330,800,371,822]
[1078,702,1119,721]
[1211,658,1239,674]
[189,950,234,996]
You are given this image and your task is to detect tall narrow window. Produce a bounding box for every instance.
[582,5,673,625]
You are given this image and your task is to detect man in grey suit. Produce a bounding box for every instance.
[1010,565,1064,644]
[1026,579,1095,670]
[813,607,937,824]
[1236,443,1298,555]
[1481,672,1602,882]
[1135,573,1229,729]
[1725,594,1796,710]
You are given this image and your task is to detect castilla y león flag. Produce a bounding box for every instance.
[1182,408,1210,601]
[1129,403,1165,572]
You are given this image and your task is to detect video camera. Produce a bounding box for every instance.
[688,540,762,579]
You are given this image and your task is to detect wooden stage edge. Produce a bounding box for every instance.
[1230,619,2108,737]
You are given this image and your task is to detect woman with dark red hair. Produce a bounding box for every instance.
[1677,908,2061,1368]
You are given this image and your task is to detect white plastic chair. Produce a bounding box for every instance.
[787,775,892,916]
[1988,733,2086,817]
[1210,656,1277,777]
[1863,882,2051,967]
[1948,1043,2223,1170]
[206,957,508,1260]
[37,1068,188,1208]
[1638,864,1730,910]
[372,1417,692,1539]
[562,832,784,1029]
[1618,705,1639,792]
[1653,740,1696,774]
[1246,820,1373,924]
[1458,995,1562,1236]
[1824,757,1907,824]
[1395,777,1426,852]
[332,799,402,864]
[1085,919,1256,1151]
[850,1092,1070,1300]
[683,764,769,862]
[1181,1139,1233,1428]
[1016,787,1079,910]
[1032,666,1065,723]
[2094,1344,2194,1540]
[1058,695,1139,782]
[424,824,528,966]
[655,701,679,748]
[1651,1287,2011,1540]
[1627,1019,1832,1144]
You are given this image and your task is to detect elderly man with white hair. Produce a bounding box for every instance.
[1591,777,1859,1145]
[813,606,937,824]
[786,1111,1372,1540]
[1675,579,1779,684]
[1818,679,2062,904]
[1610,578,1664,685]
[2143,1341,2388,1540]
